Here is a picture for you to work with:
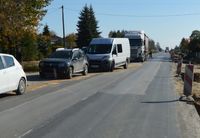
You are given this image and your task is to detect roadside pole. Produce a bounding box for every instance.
[61,5,66,48]
[184,64,194,96]
[176,57,182,76]
[180,63,194,102]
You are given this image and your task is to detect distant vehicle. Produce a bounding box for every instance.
[165,47,169,53]
[39,48,88,79]
[87,38,130,71]
[124,30,149,62]
[0,53,27,95]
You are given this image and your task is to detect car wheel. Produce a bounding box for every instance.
[39,72,45,78]
[16,78,26,95]
[124,61,128,69]
[67,67,73,79]
[82,64,88,75]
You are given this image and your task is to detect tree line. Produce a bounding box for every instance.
[0,2,101,61]
[0,2,158,62]
[179,30,200,59]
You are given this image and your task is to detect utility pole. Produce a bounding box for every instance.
[61,5,66,48]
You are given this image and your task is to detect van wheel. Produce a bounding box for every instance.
[39,72,45,78]
[82,64,88,75]
[67,67,73,79]
[16,78,26,95]
[110,62,114,72]
[124,61,128,69]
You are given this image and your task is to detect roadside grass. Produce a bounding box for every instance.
[22,61,39,72]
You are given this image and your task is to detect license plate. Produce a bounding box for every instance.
[91,65,99,68]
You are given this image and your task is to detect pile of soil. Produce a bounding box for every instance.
[194,73,200,82]
[179,72,200,82]
[193,95,200,116]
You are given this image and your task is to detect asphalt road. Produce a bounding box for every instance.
[0,53,189,138]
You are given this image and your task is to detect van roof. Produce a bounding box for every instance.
[90,38,128,44]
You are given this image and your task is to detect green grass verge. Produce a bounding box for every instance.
[22,61,39,72]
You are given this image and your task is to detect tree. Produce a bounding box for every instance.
[156,42,162,52]
[0,0,52,61]
[148,39,156,51]
[66,33,77,48]
[21,32,38,61]
[190,30,200,40]
[42,24,50,36]
[76,5,101,48]
[108,30,125,38]
[189,30,200,53]
[37,24,52,58]
[179,38,189,53]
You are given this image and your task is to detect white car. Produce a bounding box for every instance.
[0,53,27,95]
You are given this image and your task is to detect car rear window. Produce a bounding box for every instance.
[49,51,72,59]
[3,56,15,68]
[0,57,4,70]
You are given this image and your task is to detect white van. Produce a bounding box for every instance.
[87,38,130,71]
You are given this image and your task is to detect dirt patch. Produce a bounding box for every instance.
[172,62,200,116]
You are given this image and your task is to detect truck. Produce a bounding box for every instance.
[124,30,149,62]
[87,38,130,72]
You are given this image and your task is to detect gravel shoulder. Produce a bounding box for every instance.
[26,63,143,92]
[172,62,200,138]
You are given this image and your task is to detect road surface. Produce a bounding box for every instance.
[0,53,195,138]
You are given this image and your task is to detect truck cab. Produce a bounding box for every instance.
[125,30,149,62]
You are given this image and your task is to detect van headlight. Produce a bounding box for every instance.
[58,63,66,67]
[102,56,111,61]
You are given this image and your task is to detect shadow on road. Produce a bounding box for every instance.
[141,99,179,104]
[0,93,16,99]
[27,74,43,82]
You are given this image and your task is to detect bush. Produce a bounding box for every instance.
[22,61,39,72]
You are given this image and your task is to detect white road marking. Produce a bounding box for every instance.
[18,129,33,138]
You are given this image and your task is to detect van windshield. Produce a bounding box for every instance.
[129,39,143,47]
[88,44,112,54]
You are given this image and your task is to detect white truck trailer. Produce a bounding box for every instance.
[124,30,149,62]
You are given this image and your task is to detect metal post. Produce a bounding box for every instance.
[184,64,194,96]
[61,5,66,48]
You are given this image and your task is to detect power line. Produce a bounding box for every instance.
[64,7,200,18]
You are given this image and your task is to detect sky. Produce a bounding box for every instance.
[40,0,200,49]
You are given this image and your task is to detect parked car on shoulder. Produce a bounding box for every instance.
[39,48,88,79]
[0,53,27,95]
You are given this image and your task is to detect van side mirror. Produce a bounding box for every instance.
[112,49,117,55]
[72,57,78,61]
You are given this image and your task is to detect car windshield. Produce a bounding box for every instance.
[49,51,72,59]
[88,44,112,54]
[129,39,143,47]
